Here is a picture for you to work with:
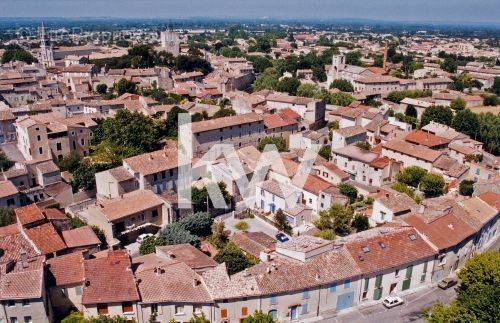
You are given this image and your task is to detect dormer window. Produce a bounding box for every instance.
[362,246,370,253]
[408,234,416,241]
[378,242,386,249]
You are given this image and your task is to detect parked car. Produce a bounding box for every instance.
[382,296,404,308]
[275,232,289,242]
[136,233,154,243]
[438,277,458,290]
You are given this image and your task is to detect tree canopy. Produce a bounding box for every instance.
[214,242,251,275]
[424,251,499,323]
[420,106,453,127]
[314,204,354,236]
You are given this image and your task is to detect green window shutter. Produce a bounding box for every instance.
[406,265,413,279]
[402,279,411,290]
[373,287,383,300]
[375,275,382,287]
[420,274,426,282]
[364,278,369,291]
[423,261,428,273]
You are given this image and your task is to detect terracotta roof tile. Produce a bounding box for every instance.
[15,204,45,227]
[47,251,84,286]
[191,112,262,134]
[62,226,101,248]
[478,192,500,211]
[155,244,218,270]
[405,130,450,148]
[0,269,43,300]
[341,226,436,275]
[82,250,139,304]
[24,223,66,255]
[403,213,476,251]
[0,180,18,199]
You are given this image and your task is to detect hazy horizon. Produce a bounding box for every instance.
[1,0,499,24]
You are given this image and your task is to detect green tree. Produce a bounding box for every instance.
[315,204,354,236]
[56,152,82,172]
[257,137,287,152]
[139,236,158,255]
[397,166,428,188]
[96,84,108,95]
[296,83,320,98]
[450,98,466,111]
[189,313,210,323]
[355,141,371,150]
[191,183,232,214]
[114,78,137,96]
[242,310,275,323]
[274,209,292,235]
[0,151,14,170]
[477,112,500,155]
[100,109,160,153]
[318,145,331,160]
[452,109,480,139]
[252,74,278,92]
[441,57,458,73]
[1,45,37,64]
[352,214,370,232]
[160,224,200,247]
[214,242,251,275]
[339,183,358,203]
[210,220,228,248]
[490,77,500,96]
[420,173,445,197]
[329,79,354,92]
[405,105,418,118]
[247,56,273,74]
[424,251,500,323]
[314,229,335,240]
[276,77,300,95]
[0,207,15,227]
[345,51,363,66]
[175,55,212,74]
[420,106,453,127]
[61,311,84,323]
[162,106,188,138]
[213,107,236,119]
[459,180,475,196]
[483,95,499,106]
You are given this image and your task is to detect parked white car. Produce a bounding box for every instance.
[382,296,404,308]
[136,233,154,243]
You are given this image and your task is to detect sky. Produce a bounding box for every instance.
[1,0,499,24]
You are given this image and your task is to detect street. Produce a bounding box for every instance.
[317,286,456,323]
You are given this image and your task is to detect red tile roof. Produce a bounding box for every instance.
[47,252,84,286]
[0,180,18,199]
[62,226,101,248]
[342,226,437,275]
[403,213,476,251]
[191,112,262,134]
[280,108,301,120]
[369,156,391,169]
[42,208,68,221]
[296,174,333,195]
[155,244,217,270]
[0,269,43,300]
[262,113,298,129]
[82,250,140,304]
[405,130,450,148]
[15,204,45,226]
[478,192,500,211]
[24,223,66,255]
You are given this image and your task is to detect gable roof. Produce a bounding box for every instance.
[62,226,101,248]
[82,250,140,304]
[341,226,436,275]
[24,222,67,255]
[47,251,84,286]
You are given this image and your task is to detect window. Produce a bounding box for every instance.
[406,265,413,279]
[302,289,309,299]
[421,262,428,282]
[395,269,400,277]
[261,189,264,196]
[97,304,109,315]
[175,305,184,315]
[36,135,41,141]
[242,307,248,316]
[269,295,277,305]
[329,283,337,293]
[344,279,351,289]
[24,317,32,323]
[151,304,158,314]
[378,242,386,249]
[38,147,43,155]
[301,303,308,314]
[81,138,85,145]
[268,310,278,320]
[10,318,18,323]
[220,308,227,318]
[21,300,29,307]
[362,246,370,253]
[169,169,174,177]
[122,302,134,313]
[152,210,158,217]
[438,254,446,266]
[194,305,202,314]
[408,234,416,241]
[153,174,158,182]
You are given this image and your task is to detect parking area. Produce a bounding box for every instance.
[223,213,279,237]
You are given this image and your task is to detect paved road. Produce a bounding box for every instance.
[223,213,279,237]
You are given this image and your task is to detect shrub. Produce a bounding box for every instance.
[459,180,475,196]
[214,242,251,275]
[257,136,287,152]
[420,173,445,197]
[234,221,249,231]
[397,166,428,188]
[339,183,358,203]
